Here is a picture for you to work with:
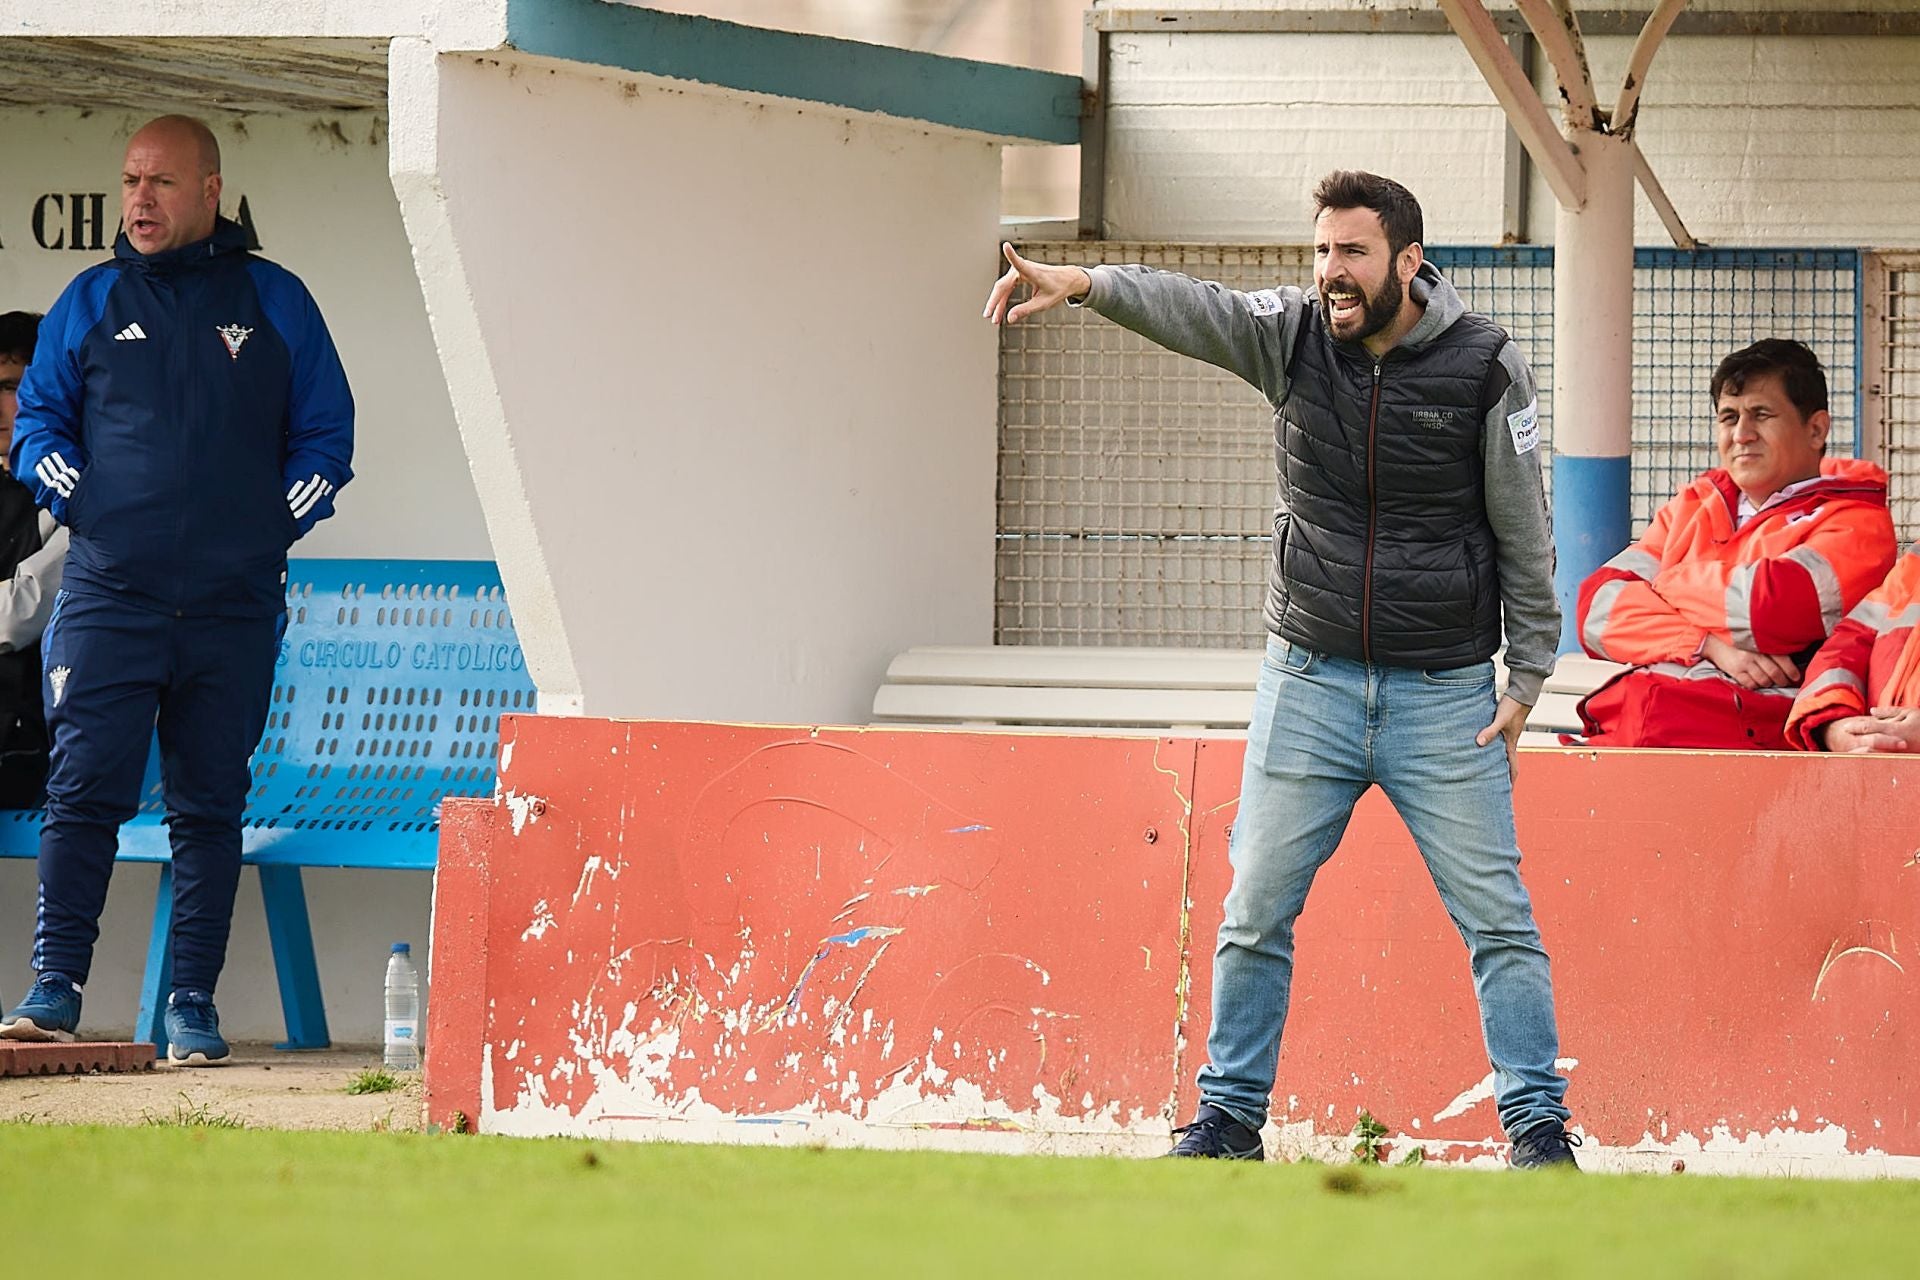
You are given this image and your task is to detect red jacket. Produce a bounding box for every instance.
[1787,548,1920,749]
[1574,458,1896,749]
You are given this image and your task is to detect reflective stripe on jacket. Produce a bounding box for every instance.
[1786,547,1920,749]
[1574,457,1896,748]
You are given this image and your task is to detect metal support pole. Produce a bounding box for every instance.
[1860,251,1890,468]
[1551,127,1637,654]
[1077,14,1108,240]
[1500,32,1536,242]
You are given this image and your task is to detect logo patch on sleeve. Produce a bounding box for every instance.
[1242,289,1286,317]
[1506,399,1540,455]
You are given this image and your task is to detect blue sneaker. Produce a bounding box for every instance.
[0,971,83,1042]
[165,990,231,1066]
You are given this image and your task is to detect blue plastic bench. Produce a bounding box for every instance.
[0,558,535,1052]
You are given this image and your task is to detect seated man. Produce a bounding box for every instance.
[0,310,65,807]
[1786,547,1920,753]
[1574,338,1896,749]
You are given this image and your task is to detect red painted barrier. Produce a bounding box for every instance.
[440,719,1199,1152]
[1180,743,1920,1171]
[424,797,493,1133]
[430,719,1920,1174]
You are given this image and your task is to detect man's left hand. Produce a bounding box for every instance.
[1475,695,1529,783]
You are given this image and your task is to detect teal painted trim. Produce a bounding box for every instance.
[505,0,1082,144]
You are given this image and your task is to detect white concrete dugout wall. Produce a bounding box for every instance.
[391,42,1004,722]
[1091,4,1920,248]
[388,1,1080,721]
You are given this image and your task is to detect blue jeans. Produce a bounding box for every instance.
[1198,636,1570,1139]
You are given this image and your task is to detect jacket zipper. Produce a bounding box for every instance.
[176,272,196,616]
[1363,359,1382,662]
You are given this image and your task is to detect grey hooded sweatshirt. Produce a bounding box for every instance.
[1077,260,1559,706]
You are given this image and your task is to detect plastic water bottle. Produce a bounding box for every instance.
[384,942,421,1070]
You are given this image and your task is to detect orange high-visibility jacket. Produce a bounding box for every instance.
[1574,458,1896,749]
[1787,547,1920,750]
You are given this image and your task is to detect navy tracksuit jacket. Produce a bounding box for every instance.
[10,217,353,995]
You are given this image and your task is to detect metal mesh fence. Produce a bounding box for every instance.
[1879,253,1920,540]
[996,244,1309,647]
[1633,248,1860,526]
[997,242,1864,647]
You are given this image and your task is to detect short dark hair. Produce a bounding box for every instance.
[1710,338,1828,420]
[0,311,39,364]
[1312,171,1424,258]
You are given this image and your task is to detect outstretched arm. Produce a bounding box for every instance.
[982,242,1304,404]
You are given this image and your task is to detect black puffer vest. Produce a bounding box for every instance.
[1265,301,1512,667]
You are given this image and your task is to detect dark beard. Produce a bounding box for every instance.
[1321,270,1404,344]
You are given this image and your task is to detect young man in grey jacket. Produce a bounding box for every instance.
[984,171,1577,1169]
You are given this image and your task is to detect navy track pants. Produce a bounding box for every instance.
[33,590,281,994]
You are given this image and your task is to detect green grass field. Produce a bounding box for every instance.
[9,1122,1920,1278]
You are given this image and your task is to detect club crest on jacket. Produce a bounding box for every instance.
[216,323,253,360]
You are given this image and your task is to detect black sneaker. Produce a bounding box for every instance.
[1509,1122,1583,1170]
[1167,1104,1264,1160]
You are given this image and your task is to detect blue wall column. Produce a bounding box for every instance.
[1551,452,1632,654]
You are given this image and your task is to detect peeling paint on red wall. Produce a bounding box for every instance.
[432,724,1920,1175]
[455,720,1197,1151]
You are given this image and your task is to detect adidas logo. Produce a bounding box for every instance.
[33,451,78,498]
[113,323,148,341]
[287,473,335,519]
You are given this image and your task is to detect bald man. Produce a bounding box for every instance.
[3,115,354,1063]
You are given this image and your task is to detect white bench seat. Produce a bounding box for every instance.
[873,645,1625,739]
[880,645,1262,691]
[872,682,1257,731]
